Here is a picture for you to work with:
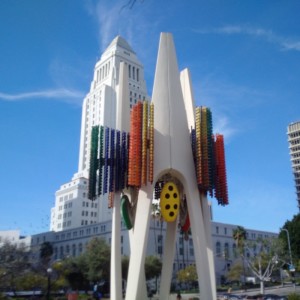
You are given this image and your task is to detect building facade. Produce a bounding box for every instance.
[31,221,277,286]
[287,121,300,210]
[50,36,148,232]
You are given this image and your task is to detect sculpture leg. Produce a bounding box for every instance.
[185,188,217,300]
[125,185,152,300]
[110,193,123,300]
[159,220,178,300]
[201,195,217,294]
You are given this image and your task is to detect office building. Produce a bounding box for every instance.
[50,36,148,231]
[287,121,300,210]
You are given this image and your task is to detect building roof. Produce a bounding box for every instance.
[105,35,135,54]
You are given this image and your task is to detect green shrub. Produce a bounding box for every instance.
[288,293,300,300]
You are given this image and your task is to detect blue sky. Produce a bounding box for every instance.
[0,0,299,236]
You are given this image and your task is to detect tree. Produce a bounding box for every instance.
[83,237,111,283]
[237,236,285,294]
[145,255,162,281]
[226,262,244,283]
[39,241,53,269]
[122,256,129,281]
[232,226,247,250]
[176,264,198,290]
[232,226,247,286]
[279,213,300,268]
[0,241,30,291]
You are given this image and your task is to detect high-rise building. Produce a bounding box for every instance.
[287,121,300,210]
[50,36,148,232]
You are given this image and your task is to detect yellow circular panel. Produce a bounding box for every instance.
[160,182,180,222]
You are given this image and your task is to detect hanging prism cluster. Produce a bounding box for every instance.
[191,106,229,206]
[214,134,228,205]
[87,101,154,203]
[88,126,129,201]
[128,101,154,187]
[88,126,99,200]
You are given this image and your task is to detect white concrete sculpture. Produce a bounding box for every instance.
[102,32,229,300]
[116,32,218,300]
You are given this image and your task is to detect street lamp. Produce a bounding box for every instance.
[46,268,52,300]
[281,228,293,269]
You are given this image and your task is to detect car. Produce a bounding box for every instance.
[220,293,244,299]
[263,294,287,300]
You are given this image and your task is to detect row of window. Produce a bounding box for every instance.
[96,61,111,83]
[58,212,72,219]
[53,243,125,260]
[289,139,300,146]
[58,202,72,211]
[81,210,97,217]
[59,194,74,202]
[215,226,272,240]
[82,200,97,208]
[57,221,72,229]
[288,131,300,138]
[128,64,140,82]
[215,242,237,259]
[290,145,300,152]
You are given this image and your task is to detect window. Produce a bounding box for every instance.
[224,243,229,258]
[216,242,221,257]
[232,245,239,259]
[72,244,76,256]
[179,248,184,255]
[224,227,227,235]
[158,246,163,254]
[158,235,163,243]
[216,226,219,234]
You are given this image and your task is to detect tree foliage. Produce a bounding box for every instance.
[232,227,285,295]
[83,237,111,283]
[226,262,244,282]
[232,226,247,251]
[144,255,162,281]
[176,264,198,284]
[279,213,300,266]
[0,241,31,290]
[38,241,54,274]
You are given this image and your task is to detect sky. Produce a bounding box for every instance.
[0,0,299,236]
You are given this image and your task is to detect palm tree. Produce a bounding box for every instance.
[232,226,247,288]
[233,226,247,251]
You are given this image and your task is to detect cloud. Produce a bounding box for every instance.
[194,25,300,52]
[0,88,85,105]
[85,1,130,52]
[84,0,160,74]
